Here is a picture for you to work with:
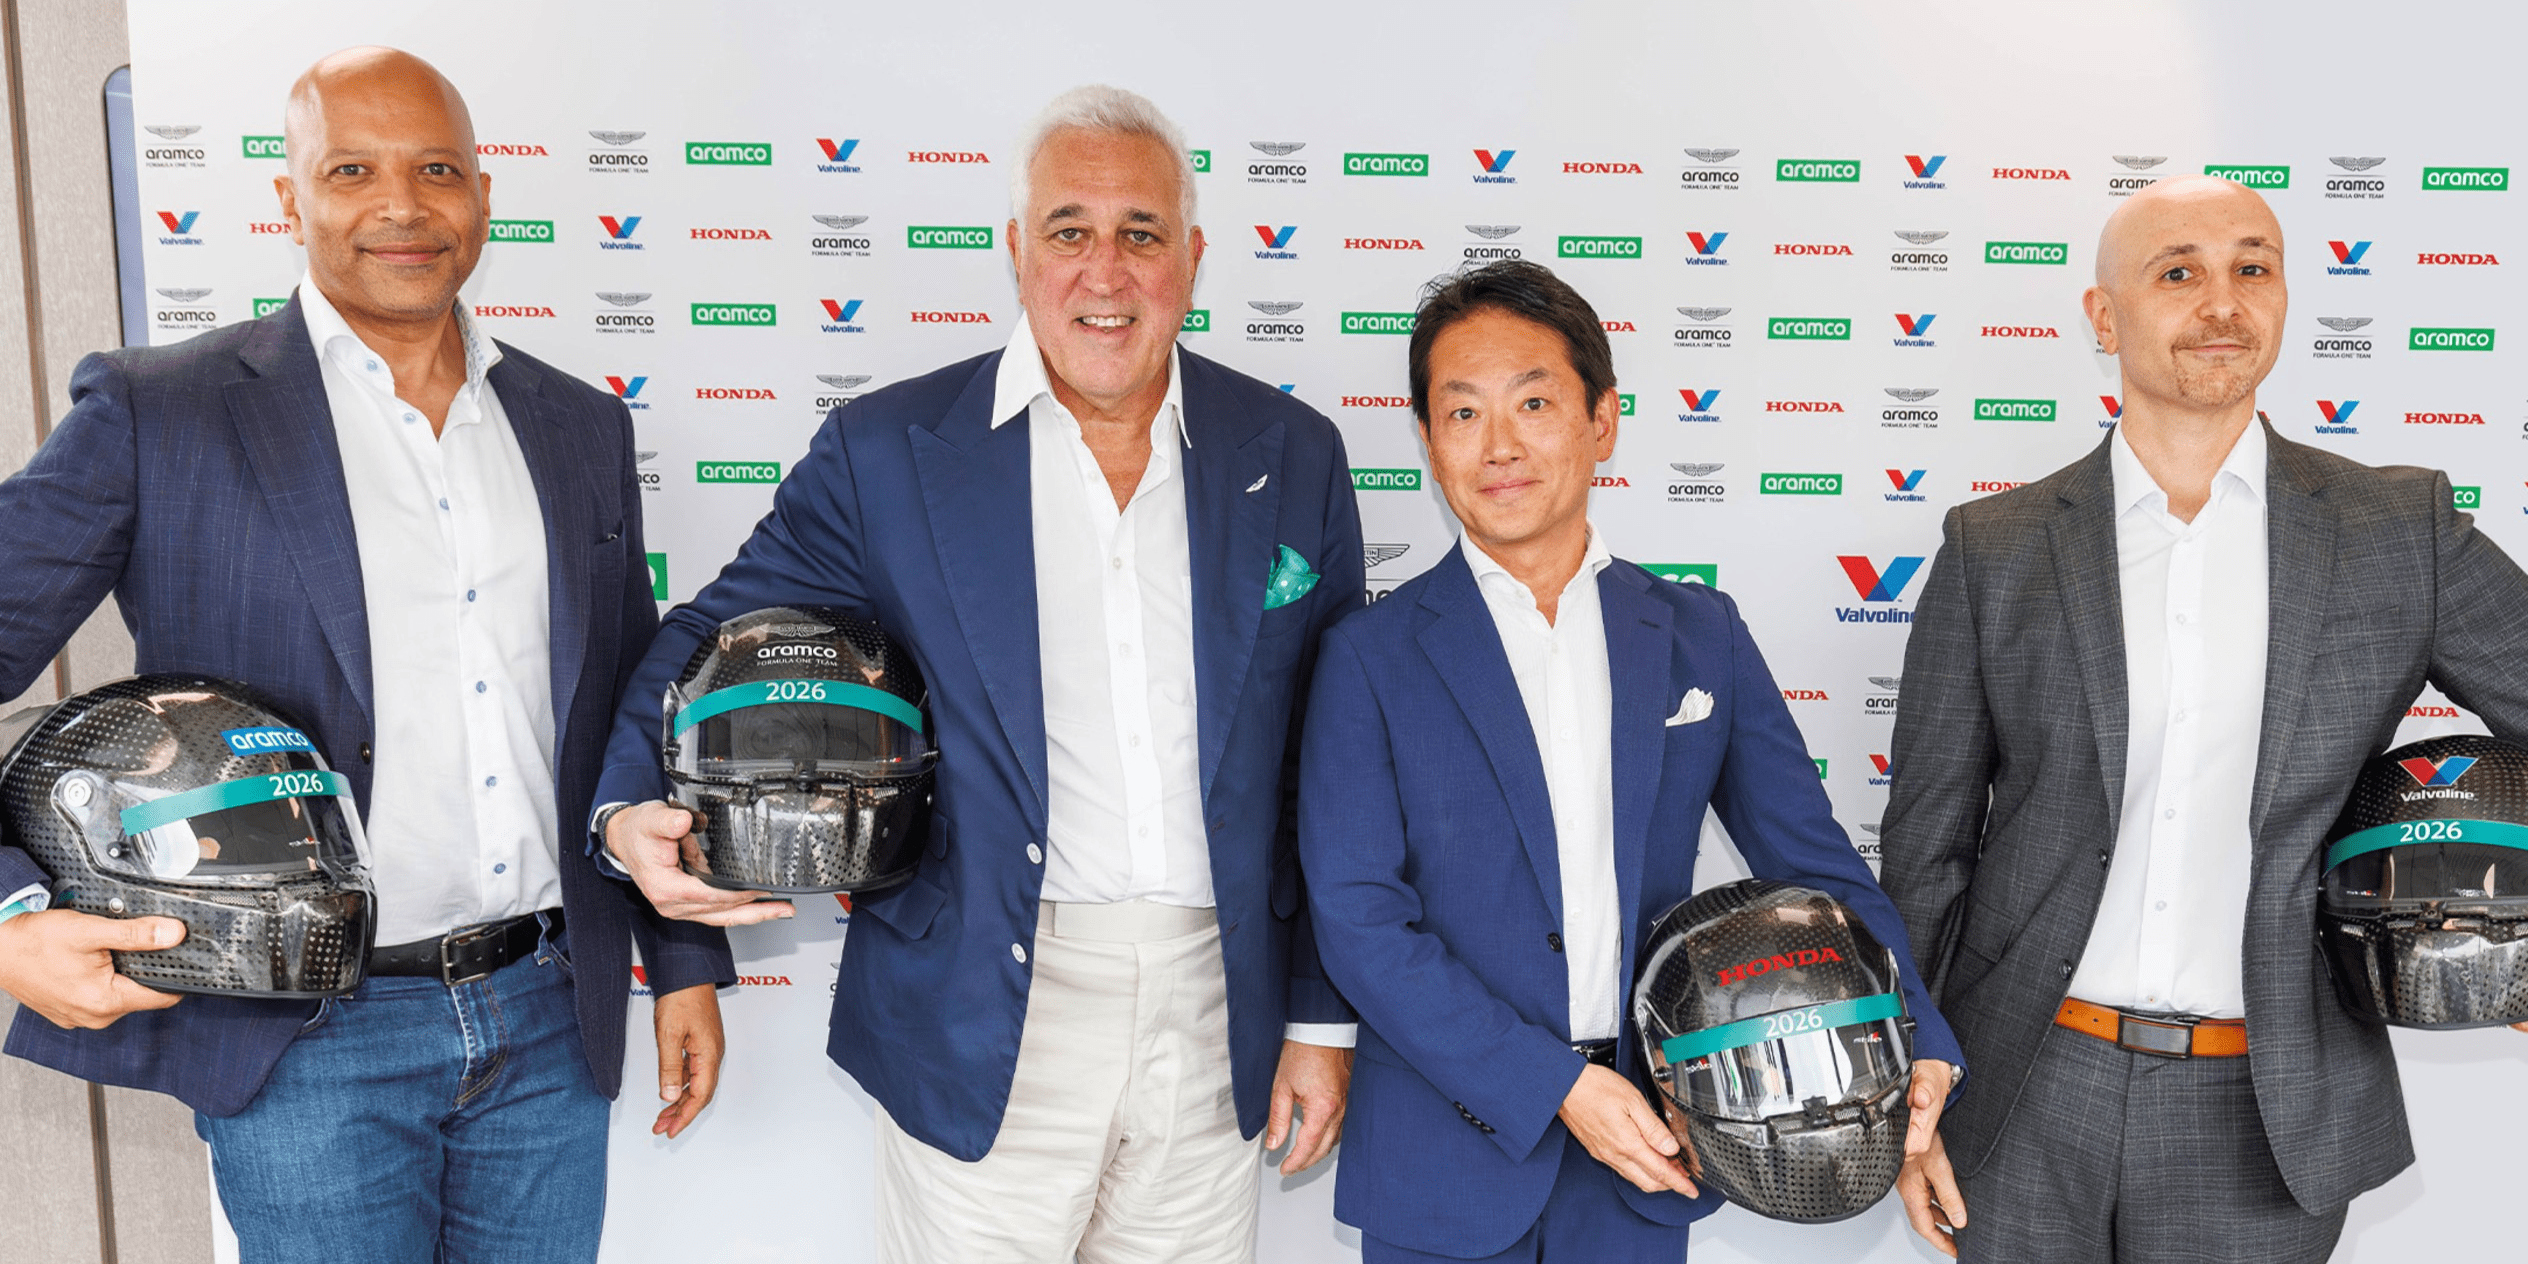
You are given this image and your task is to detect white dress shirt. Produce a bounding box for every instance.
[2069,421,2270,1018]
[1463,526,1622,1042]
[302,275,563,947]
[991,315,1350,1046]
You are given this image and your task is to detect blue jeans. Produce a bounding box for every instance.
[196,930,607,1264]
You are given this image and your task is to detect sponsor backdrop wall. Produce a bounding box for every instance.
[122,1,2526,1259]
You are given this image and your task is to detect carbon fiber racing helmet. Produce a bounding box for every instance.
[663,606,937,894]
[0,675,373,997]
[1632,880,1915,1223]
[2321,735,2528,1028]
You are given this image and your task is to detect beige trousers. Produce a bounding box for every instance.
[875,900,1263,1264]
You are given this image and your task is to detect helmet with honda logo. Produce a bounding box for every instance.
[1631,879,1916,1223]
[662,606,937,894]
[0,674,374,997]
[2321,734,2528,1028]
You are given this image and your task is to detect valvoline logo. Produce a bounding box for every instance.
[1255,225,1297,247]
[1894,313,1936,337]
[2327,240,2374,275]
[607,375,647,399]
[1886,469,1926,491]
[157,211,201,234]
[2401,755,2477,787]
[1838,556,1924,602]
[1904,155,1947,179]
[1688,231,1728,255]
[1869,754,1894,785]
[221,726,315,756]
[599,215,641,240]
[815,138,862,172]
[822,299,863,322]
[2316,399,2360,434]
[1679,388,1720,411]
[1473,149,1514,173]
[2101,396,2123,419]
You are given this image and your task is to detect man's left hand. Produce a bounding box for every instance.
[1266,1039,1351,1175]
[1896,1058,1965,1257]
[652,983,725,1139]
[1906,1058,1957,1157]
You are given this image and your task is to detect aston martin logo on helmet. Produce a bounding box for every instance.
[144,125,201,141]
[811,215,868,231]
[1676,306,1731,321]
[154,287,212,303]
[1465,225,1520,240]
[2112,155,2167,170]
[816,374,872,389]
[1670,462,1725,477]
[1249,141,1305,157]
[1884,388,1938,402]
[760,621,838,640]
[589,131,646,146]
[2329,156,2387,172]
[596,292,652,307]
[1893,230,1949,245]
[1683,148,1740,163]
[1248,300,1303,316]
[1363,544,1411,567]
[2317,317,2374,332]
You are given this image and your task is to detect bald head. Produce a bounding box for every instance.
[284,47,474,185]
[2080,175,2286,426]
[2094,175,2283,289]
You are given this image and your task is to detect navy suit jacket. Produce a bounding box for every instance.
[595,347,1364,1160]
[0,298,733,1116]
[1298,549,1963,1257]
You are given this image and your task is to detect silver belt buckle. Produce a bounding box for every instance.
[438,922,502,987]
[2115,1010,2197,1059]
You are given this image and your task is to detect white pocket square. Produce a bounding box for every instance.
[1667,688,1714,726]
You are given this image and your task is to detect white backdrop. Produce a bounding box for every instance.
[120,1,2528,1259]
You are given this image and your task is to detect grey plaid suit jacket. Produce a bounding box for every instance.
[1880,423,2528,1213]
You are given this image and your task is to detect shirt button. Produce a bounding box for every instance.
[1111,557,1124,570]
[2099,849,2112,867]
[2163,807,2177,820]
[439,498,450,510]
[1128,734,1141,748]
[2173,709,2188,723]
[475,681,487,693]
[1011,943,1028,964]
[1546,932,1563,952]
[494,863,507,875]
[402,412,417,425]
[2175,613,2190,625]
[2155,900,2168,911]
[365,359,379,371]
[1118,642,1132,656]
[484,775,498,788]
[1137,825,1149,838]
[1026,843,1043,864]
[466,589,478,603]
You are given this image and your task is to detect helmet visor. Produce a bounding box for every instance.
[673,679,932,780]
[1660,992,1912,1123]
[2325,819,2528,908]
[81,769,365,883]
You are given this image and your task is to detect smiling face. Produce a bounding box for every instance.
[2084,176,2286,417]
[274,48,488,329]
[1420,306,1618,567]
[1007,127,1204,423]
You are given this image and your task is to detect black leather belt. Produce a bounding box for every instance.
[367,909,562,986]
[1572,1039,1619,1069]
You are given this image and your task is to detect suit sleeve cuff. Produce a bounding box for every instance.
[0,883,49,915]
[587,801,634,879]
[1283,1022,1357,1048]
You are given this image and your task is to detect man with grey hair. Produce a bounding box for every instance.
[596,84,1363,1260]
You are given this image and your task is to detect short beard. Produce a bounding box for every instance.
[2167,322,2263,409]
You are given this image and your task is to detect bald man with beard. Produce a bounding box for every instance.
[1879,176,2528,1263]
[0,47,731,1262]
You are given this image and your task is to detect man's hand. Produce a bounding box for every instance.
[1558,1063,1699,1197]
[606,802,793,926]
[0,910,187,1029]
[1897,1057,1966,1258]
[2512,1020,2528,1034]
[650,982,725,1139]
[1266,1039,1351,1175]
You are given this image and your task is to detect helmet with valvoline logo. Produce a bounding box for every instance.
[2320,734,2528,1028]
[1631,880,1915,1223]
[0,675,374,997]
[662,606,937,894]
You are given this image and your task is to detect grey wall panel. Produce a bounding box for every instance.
[0,998,105,1264]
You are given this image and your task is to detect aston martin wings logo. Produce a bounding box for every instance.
[153,287,212,302]
[589,131,646,146]
[1683,148,1739,163]
[2329,156,2386,172]
[636,450,658,465]
[143,125,200,141]
[1675,307,1731,321]
[1884,388,1938,402]
[1893,230,1949,245]
[1465,225,1520,240]
[811,215,868,231]
[2316,317,2373,332]
[1869,676,1902,690]
[1858,823,1882,837]
[2111,155,2167,170]
[1670,462,1724,477]
[816,374,872,389]
[1249,141,1305,157]
[763,621,837,639]
[1363,544,1411,568]
[596,292,651,307]
[1248,301,1303,316]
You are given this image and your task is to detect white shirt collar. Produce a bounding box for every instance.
[1462,521,1614,610]
[2110,413,2268,517]
[296,269,502,389]
[989,310,1190,448]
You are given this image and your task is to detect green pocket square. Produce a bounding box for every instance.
[1264,545,1321,610]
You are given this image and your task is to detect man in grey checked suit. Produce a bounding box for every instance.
[1880,175,2528,1262]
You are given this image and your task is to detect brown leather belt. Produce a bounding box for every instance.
[2055,997,2247,1058]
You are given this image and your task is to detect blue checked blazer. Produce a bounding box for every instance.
[0,297,732,1116]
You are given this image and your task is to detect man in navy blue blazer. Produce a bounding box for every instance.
[1298,261,1965,1263]
[594,86,1361,1260]
[0,49,730,1262]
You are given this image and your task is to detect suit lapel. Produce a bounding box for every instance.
[1600,564,1673,981]
[1179,352,1283,805]
[225,298,374,726]
[489,352,589,757]
[2046,437,2131,831]
[909,353,1049,830]
[1417,550,1564,924]
[2251,428,2336,839]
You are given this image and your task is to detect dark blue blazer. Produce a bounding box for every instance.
[1298,548,1964,1257]
[0,298,733,1116]
[595,347,1365,1160]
